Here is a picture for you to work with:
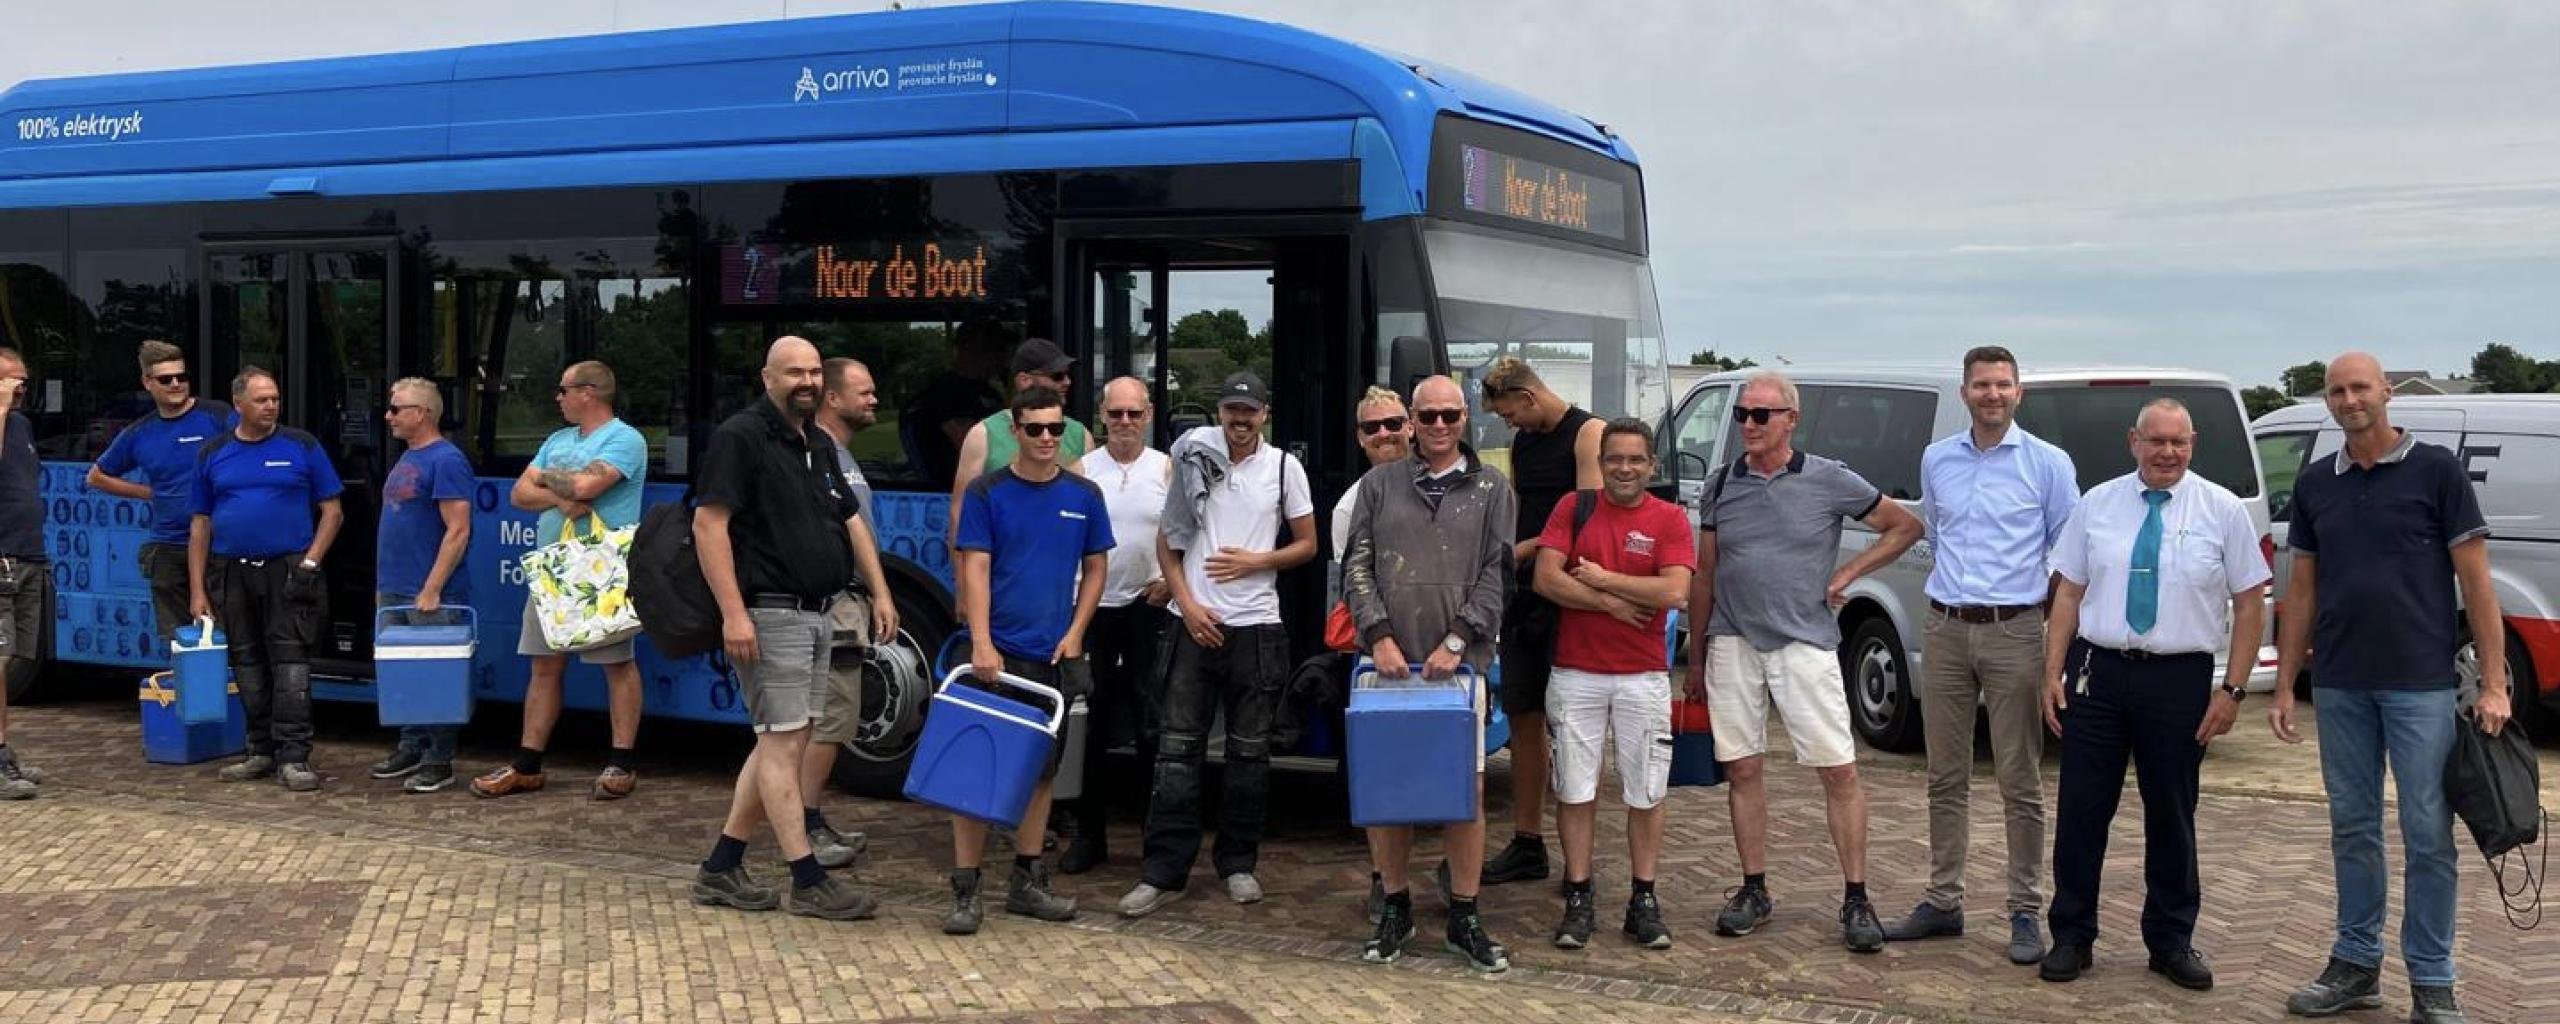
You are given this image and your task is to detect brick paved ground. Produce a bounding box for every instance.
[5,679,2556,1023]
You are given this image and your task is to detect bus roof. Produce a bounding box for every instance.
[0,1,1638,212]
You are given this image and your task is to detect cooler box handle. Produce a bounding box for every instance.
[934,666,1066,736]
[373,604,479,635]
[1350,659,1476,691]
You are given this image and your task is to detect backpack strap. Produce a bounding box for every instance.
[1568,487,1600,554]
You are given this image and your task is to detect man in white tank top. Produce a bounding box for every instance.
[1060,376,1171,874]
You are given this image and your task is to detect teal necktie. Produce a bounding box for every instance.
[2127,489,2171,635]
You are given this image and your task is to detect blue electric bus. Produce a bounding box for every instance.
[1,1,1671,792]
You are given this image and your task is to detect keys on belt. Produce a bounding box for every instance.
[1929,600,2035,624]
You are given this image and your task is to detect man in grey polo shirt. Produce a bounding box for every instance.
[1685,371,1924,953]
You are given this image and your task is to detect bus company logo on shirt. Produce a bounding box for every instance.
[1625,530,1657,556]
[1058,510,1088,521]
[263,460,293,468]
[177,435,205,444]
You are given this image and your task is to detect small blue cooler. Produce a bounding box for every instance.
[374,606,477,727]
[139,672,246,764]
[169,618,231,725]
[1346,663,1481,827]
[902,668,1064,828]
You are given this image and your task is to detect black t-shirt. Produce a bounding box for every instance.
[0,411,41,559]
[2287,432,2487,691]
[697,399,860,602]
[905,370,1001,489]
[1509,405,1595,544]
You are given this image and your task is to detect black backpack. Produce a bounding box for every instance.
[628,495,721,659]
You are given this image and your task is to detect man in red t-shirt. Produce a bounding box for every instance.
[1531,418,1697,952]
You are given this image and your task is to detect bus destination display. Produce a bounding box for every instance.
[721,239,990,305]
[1459,143,1627,242]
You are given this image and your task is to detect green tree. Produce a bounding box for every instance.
[1687,348,1757,370]
[2279,360,2328,397]
[2242,385,2294,420]
[2470,342,2558,394]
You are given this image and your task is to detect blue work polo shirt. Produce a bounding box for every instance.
[2286,429,2487,691]
[92,400,235,546]
[190,427,345,559]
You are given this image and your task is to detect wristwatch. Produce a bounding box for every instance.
[2220,683,2247,703]
[1441,634,1467,655]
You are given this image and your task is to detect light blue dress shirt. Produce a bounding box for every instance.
[1920,424,2079,607]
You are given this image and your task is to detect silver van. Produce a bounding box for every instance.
[2252,395,2560,723]
[1662,365,2280,752]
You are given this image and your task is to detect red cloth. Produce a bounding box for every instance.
[1536,493,1695,674]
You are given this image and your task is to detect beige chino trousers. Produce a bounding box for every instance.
[1919,605,2049,916]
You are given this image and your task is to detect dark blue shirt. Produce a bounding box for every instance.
[376,439,474,602]
[191,428,345,559]
[954,467,1114,661]
[2287,430,2487,691]
[93,400,234,546]
[0,412,41,559]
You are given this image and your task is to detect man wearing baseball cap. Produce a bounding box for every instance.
[949,338,1095,537]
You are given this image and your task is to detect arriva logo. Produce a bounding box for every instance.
[793,64,891,102]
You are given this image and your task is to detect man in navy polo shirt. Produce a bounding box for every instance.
[87,340,233,645]
[187,367,344,793]
[2271,352,2508,1024]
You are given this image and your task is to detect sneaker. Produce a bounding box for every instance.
[1714,884,1774,937]
[1225,872,1264,905]
[404,764,457,794]
[2148,947,2214,991]
[1365,873,1386,926]
[1481,834,1551,885]
[368,748,423,779]
[1004,862,1077,921]
[1444,912,1511,974]
[1120,881,1182,918]
[943,870,985,935]
[0,752,35,801]
[691,865,779,912]
[1554,887,1596,949]
[591,766,637,800]
[217,755,276,783]
[2285,956,2383,1016]
[1624,890,1673,949]
[2040,942,2094,983]
[469,765,544,798]
[1363,896,1415,964]
[2409,984,2470,1024]
[1058,835,1107,876]
[1840,896,1884,953]
[807,824,864,870]
[12,762,44,785]
[787,877,878,921]
[278,762,321,792]
[1882,900,1965,942]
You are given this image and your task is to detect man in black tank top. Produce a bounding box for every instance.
[1477,357,1604,885]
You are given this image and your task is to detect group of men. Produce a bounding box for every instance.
[5,335,2510,1022]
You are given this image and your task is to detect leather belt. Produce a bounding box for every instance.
[2085,643,2210,663]
[747,593,830,613]
[1930,600,2035,624]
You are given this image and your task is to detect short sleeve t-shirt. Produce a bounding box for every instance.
[191,427,346,558]
[1540,492,1696,673]
[377,439,475,602]
[1174,443,1314,627]
[531,418,646,545]
[0,412,43,559]
[830,444,873,519]
[955,468,1116,660]
[93,400,234,546]
[2287,432,2487,690]
[1703,452,1882,652]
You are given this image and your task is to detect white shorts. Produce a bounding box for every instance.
[1704,636,1858,768]
[1545,667,1674,809]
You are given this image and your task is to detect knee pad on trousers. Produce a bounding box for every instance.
[1157,731,1205,763]
[1225,736,1270,763]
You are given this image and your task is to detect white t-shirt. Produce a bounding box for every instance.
[1080,445,1172,608]
[1174,441,1314,627]
[1330,486,1362,561]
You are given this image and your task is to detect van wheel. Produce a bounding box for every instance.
[2457,623,2543,731]
[1843,615,1922,753]
[829,586,950,799]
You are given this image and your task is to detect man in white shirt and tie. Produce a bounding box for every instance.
[2036,398,2269,991]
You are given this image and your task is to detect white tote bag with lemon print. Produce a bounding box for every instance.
[520,515,644,652]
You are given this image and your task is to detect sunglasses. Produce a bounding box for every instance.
[1017,420,1068,438]
[1037,371,1072,384]
[387,403,425,415]
[1733,405,1792,425]
[1357,415,1408,435]
[555,383,596,396]
[151,372,191,387]
[1103,408,1147,421]
[1414,408,1464,426]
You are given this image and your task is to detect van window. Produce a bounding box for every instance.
[1797,385,1935,500]
[1670,384,1731,475]
[2017,385,2259,498]
[2257,431,2317,521]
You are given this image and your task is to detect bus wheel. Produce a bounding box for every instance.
[1843,614,1922,754]
[829,586,949,798]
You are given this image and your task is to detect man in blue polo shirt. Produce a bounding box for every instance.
[188,367,345,793]
[366,378,476,794]
[2271,351,2508,1024]
[87,340,233,645]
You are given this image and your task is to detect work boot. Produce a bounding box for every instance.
[1004,861,1077,921]
[0,749,36,800]
[2409,984,2470,1024]
[943,869,985,935]
[1480,834,1551,885]
[277,762,321,792]
[807,824,863,870]
[786,876,878,921]
[218,755,277,783]
[2285,957,2383,1016]
[691,865,779,912]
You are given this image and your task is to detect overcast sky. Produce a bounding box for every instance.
[6,0,2557,387]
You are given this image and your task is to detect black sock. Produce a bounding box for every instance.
[1384,888,1413,911]
[512,746,544,776]
[1845,881,1868,903]
[1744,872,1767,892]
[702,834,748,873]
[803,806,826,832]
[1013,854,1039,872]
[1631,878,1655,897]
[1565,877,1594,896]
[789,854,826,889]
[1449,895,1479,919]
[955,866,982,887]
[1512,831,1543,844]
[607,746,635,771]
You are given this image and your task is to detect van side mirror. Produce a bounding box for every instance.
[1388,335,1437,396]
[1666,451,1711,509]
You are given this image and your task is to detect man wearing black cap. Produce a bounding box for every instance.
[949,337,1094,538]
[1120,370,1317,917]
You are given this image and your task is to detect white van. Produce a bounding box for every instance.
[2252,395,2560,724]
[1661,365,2281,752]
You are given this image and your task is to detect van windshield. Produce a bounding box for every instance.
[2016,385,2260,498]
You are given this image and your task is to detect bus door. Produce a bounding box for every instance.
[202,241,400,673]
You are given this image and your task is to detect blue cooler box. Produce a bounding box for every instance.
[139,673,246,764]
[903,668,1064,828]
[1346,664,1481,827]
[374,607,477,727]
[169,618,231,725]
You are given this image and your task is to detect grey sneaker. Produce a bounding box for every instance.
[404,763,457,794]
[1841,896,1885,953]
[367,748,423,779]
[807,824,864,870]
[787,877,878,921]
[2007,912,2048,965]
[2286,956,2383,1016]
[0,752,35,800]
[691,866,779,911]
[1553,886,1596,949]
[1224,872,1264,904]
[943,869,985,935]
[278,762,321,792]
[1623,890,1673,949]
[2409,984,2470,1024]
[1363,896,1414,964]
[1004,862,1077,921]
[1715,885,1774,937]
[217,755,276,782]
[1118,882,1183,918]
[1881,900,1965,941]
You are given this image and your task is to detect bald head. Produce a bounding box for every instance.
[766,335,820,370]
[1413,375,1464,407]
[1098,375,1152,450]
[1411,375,1467,465]
[2321,349,2392,435]
[761,335,824,417]
[1101,376,1150,407]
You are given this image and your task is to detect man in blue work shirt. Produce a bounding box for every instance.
[366,378,476,794]
[187,367,345,793]
[1886,346,2078,966]
[87,340,233,646]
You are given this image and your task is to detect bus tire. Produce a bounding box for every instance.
[1842,613,1922,754]
[829,583,951,799]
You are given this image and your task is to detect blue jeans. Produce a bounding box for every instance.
[379,593,463,765]
[2315,687,2461,985]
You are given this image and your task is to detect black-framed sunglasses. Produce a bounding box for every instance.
[387,403,426,416]
[555,383,596,396]
[1358,415,1408,435]
[1017,420,1068,438]
[1733,405,1792,425]
[150,372,191,387]
[1414,408,1464,426]
[1103,408,1147,421]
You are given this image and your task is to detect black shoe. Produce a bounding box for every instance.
[691,865,779,912]
[1553,886,1596,949]
[1623,890,1672,949]
[1840,896,1884,953]
[404,763,457,794]
[1444,911,1511,974]
[1881,900,1965,941]
[1003,861,1078,921]
[1363,896,1414,964]
[2149,948,2214,991]
[2285,956,2383,1016]
[943,869,985,935]
[1058,835,1107,876]
[2040,942,2094,983]
[2409,984,2470,1024]
[1480,834,1551,885]
[1714,884,1774,937]
[368,748,424,779]
[787,877,879,921]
